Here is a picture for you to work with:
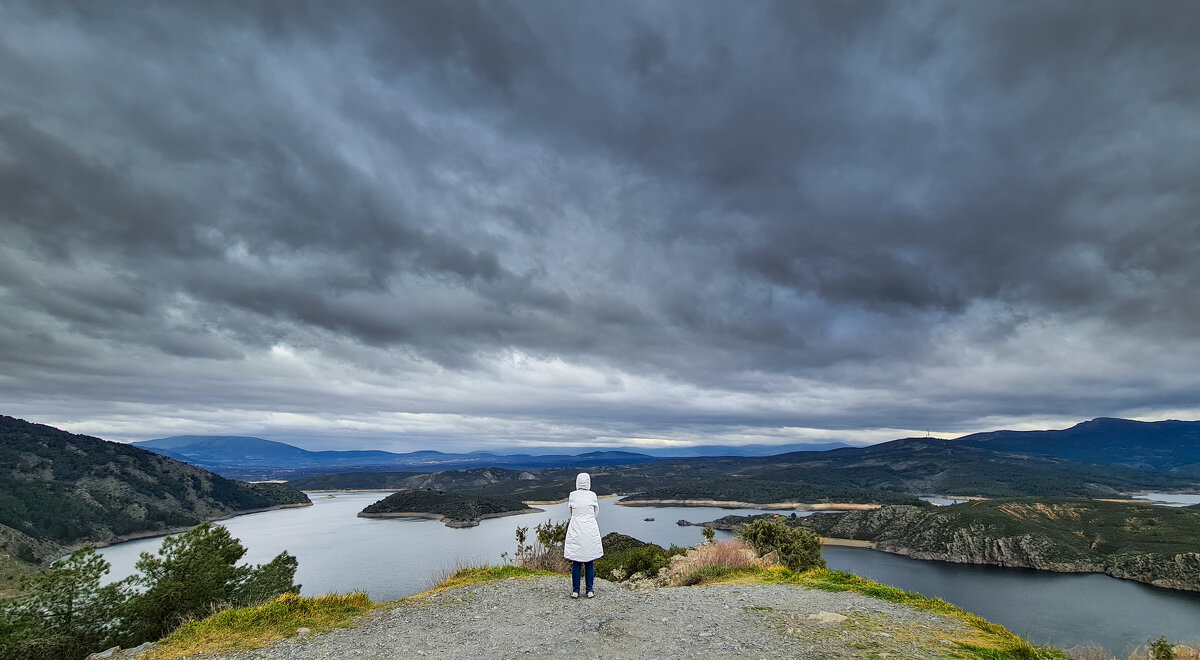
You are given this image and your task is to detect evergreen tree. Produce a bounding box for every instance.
[0,547,127,660]
[124,522,298,641]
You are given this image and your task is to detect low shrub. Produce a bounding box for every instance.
[737,518,826,572]
[593,533,677,581]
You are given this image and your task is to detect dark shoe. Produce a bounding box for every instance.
[571,592,579,599]
[586,591,595,599]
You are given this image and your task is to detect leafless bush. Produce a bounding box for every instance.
[514,520,570,574]
[1063,644,1111,660]
[521,542,571,574]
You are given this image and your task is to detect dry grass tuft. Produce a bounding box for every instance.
[664,539,764,586]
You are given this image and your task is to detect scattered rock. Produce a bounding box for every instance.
[296,627,311,638]
[87,648,120,660]
[805,611,848,624]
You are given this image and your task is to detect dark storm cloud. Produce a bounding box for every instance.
[1,0,1198,447]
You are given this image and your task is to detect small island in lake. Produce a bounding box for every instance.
[358,489,541,528]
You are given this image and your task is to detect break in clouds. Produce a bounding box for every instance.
[1,1,1198,450]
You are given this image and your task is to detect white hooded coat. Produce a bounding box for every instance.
[563,472,604,562]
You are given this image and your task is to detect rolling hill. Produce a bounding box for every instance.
[950,417,1200,471]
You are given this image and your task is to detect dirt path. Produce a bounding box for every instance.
[215,576,988,659]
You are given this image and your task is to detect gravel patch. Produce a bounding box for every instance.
[216,577,981,659]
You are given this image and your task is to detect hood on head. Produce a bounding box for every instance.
[576,472,591,490]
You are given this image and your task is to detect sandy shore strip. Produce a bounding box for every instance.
[523,493,623,505]
[821,537,874,548]
[614,498,882,511]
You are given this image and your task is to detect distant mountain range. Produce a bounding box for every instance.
[133,417,1200,488]
[132,435,666,479]
[624,442,853,457]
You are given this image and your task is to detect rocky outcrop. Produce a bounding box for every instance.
[1105,552,1200,591]
[787,502,1200,592]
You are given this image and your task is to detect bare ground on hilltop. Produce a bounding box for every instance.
[209,576,995,660]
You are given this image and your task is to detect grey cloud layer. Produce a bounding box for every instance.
[1,1,1198,447]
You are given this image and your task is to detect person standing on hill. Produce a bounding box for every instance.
[563,472,604,599]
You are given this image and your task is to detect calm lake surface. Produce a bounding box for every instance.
[98,492,1200,655]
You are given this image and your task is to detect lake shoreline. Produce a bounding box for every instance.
[869,544,1200,593]
[302,488,401,494]
[56,501,314,560]
[357,507,544,528]
[615,498,882,511]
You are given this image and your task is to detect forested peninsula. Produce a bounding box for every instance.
[358,490,541,527]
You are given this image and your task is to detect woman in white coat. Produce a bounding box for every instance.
[563,472,604,598]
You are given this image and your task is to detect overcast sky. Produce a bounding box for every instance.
[1,1,1198,451]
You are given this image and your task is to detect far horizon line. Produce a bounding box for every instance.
[123,415,1195,456]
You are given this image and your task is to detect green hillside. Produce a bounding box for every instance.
[0,415,310,576]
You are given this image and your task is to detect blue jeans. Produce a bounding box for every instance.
[571,560,594,593]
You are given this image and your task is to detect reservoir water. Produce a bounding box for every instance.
[97,492,1200,655]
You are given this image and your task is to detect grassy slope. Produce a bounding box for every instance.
[143,592,375,660]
